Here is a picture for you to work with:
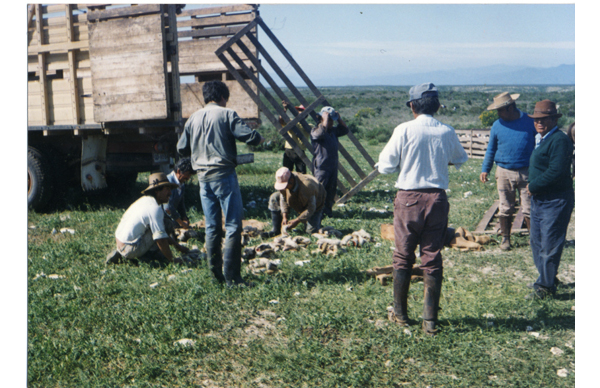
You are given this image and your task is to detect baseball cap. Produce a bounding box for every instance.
[320,106,339,121]
[406,83,438,107]
[274,167,292,190]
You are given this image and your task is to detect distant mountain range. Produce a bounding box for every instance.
[312,64,575,87]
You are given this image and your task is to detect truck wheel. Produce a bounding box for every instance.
[28,147,54,211]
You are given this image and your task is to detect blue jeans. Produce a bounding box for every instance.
[530,190,574,292]
[200,173,244,281]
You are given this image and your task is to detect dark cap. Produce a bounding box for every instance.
[406,83,438,107]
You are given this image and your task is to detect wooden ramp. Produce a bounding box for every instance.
[214,16,379,205]
[475,200,528,234]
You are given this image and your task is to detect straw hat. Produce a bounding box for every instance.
[486,92,520,111]
[141,172,178,195]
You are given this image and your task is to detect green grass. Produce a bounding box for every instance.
[27,112,575,387]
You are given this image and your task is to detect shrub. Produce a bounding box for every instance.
[479,110,498,128]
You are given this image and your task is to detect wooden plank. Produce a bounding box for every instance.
[177,4,256,18]
[216,52,278,128]
[28,40,89,55]
[178,26,247,39]
[338,142,367,179]
[179,35,254,54]
[93,100,168,122]
[244,31,322,123]
[475,200,499,233]
[336,169,380,205]
[91,74,167,95]
[178,60,253,75]
[512,207,525,230]
[337,163,357,187]
[346,130,376,168]
[35,4,49,126]
[65,4,80,125]
[167,4,182,123]
[255,17,324,111]
[27,4,35,29]
[178,13,254,29]
[87,4,162,22]
[180,80,258,120]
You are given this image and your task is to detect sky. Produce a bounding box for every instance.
[183,2,575,86]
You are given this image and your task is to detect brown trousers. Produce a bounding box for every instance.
[392,189,449,275]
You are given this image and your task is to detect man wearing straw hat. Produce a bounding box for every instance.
[106,172,190,265]
[480,92,536,250]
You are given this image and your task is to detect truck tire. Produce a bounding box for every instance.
[28,147,54,211]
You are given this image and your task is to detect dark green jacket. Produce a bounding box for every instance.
[528,129,574,196]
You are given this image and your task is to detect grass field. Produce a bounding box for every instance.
[26,136,575,387]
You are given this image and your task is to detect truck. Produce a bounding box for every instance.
[27,4,260,211]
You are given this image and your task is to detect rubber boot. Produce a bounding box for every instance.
[223,231,253,288]
[389,268,412,326]
[499,216,512,251]
[261,211,282,238]
[422,271,443,336]
[206,231,225,284]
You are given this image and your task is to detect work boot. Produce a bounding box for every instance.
[105,249,122,265]
[389,268,412,326]
[499,216,512,251]
[261,211,283,238]
[422,271,443,336]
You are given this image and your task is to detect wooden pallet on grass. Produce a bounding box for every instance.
[474,200,528,235]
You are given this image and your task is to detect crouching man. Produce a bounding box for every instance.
[106,172,190,265]
[268,167,326,236]
[377,83,468,335]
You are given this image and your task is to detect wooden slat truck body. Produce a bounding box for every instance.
[27,4,259,211]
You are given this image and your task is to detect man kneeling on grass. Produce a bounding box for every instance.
[263,167,326,237]
[106,172,190,266]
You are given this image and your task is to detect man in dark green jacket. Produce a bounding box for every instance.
[526,100,574,299]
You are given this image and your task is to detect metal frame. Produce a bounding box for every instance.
[215,16,379,204]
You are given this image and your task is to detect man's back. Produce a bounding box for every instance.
[178,103,261,182]
[378,115,468,190]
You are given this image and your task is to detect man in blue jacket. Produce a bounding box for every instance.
[480,92,536,250]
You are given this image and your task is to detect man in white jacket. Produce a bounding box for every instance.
[377,82,468,335]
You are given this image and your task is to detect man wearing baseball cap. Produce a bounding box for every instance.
[271,167,326,235]
[106,172,190,265]
[480,92,536,250]
[311,105,349,217]
[377,82,468,335]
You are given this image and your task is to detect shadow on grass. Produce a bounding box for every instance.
[442,312,575,334]
[34,182,148,213]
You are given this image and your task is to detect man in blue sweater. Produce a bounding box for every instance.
[480,92,536,250]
